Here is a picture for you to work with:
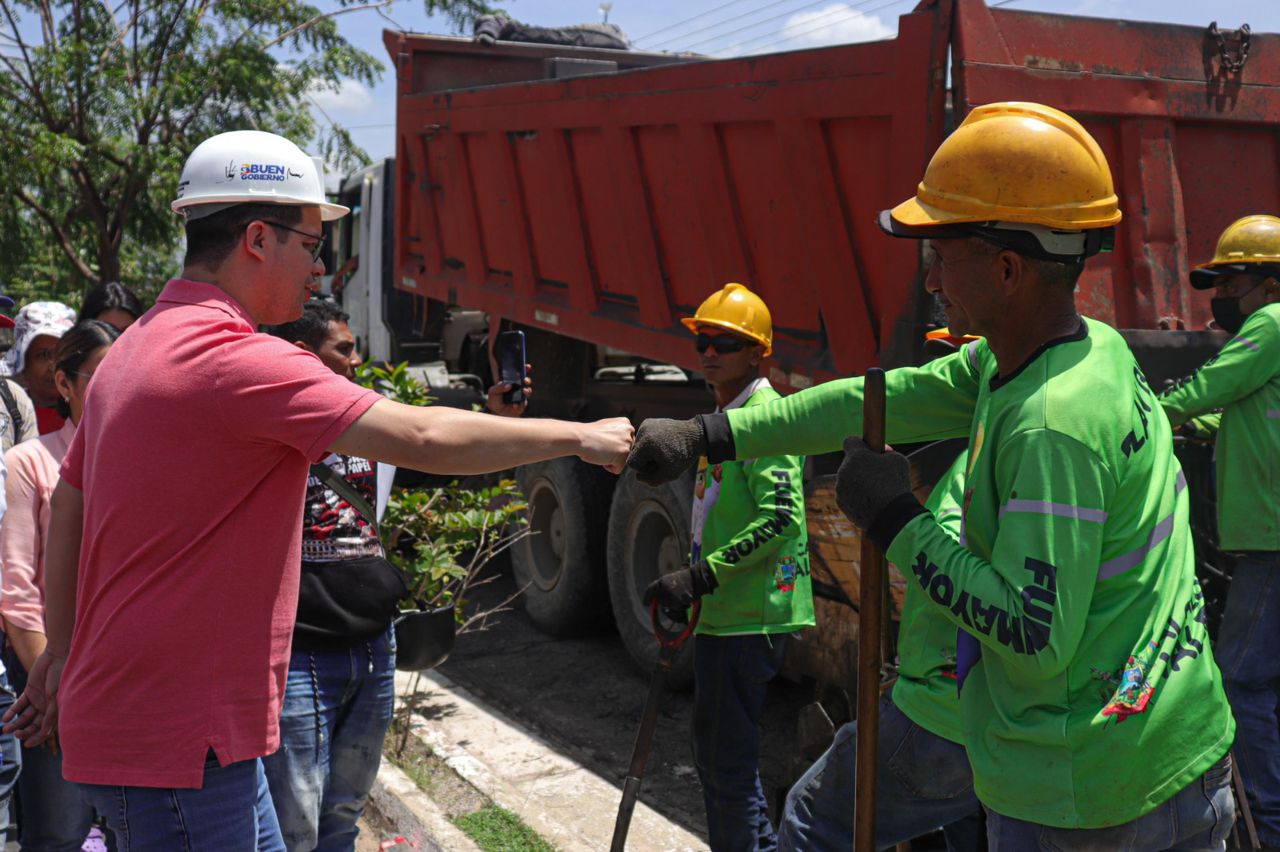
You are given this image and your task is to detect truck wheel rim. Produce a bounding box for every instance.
[527,479,566,591]
[626,498,682,628]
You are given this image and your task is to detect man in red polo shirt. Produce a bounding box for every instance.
[4,130,633,848]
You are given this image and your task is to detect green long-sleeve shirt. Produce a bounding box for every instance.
[693,383,814,636]
[890,451,967,744]
[1160,303,1280,551]
[723,319,1233,828]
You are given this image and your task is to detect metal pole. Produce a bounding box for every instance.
[855,368,887,852]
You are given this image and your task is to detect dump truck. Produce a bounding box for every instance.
[333,0,1275,692]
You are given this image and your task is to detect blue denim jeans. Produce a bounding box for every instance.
[79,752,285,851]
[986,753,1235,851]
[262,627,396,851]
[5,650,96,851]
[1215,552,1280,847]
[693,633,788,852]
[0,670,19,839]
[779,693,981,852]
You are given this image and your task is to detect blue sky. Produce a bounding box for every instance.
[313,0,1275,163]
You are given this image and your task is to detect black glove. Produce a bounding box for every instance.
[836,437,926,548]
[628,418,707,485]
[642,561,718,619]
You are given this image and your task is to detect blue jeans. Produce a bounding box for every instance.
[1215,552,1280,847]
[5,651,95,851]
[79,752,285,851]
[779,694,981,852]
[0,670,19,839]
[986,753,1235,851]
[262,628,396,851]
[693,633,788,852]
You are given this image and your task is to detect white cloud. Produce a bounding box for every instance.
[308,79,372,115]
[773,3,896,51]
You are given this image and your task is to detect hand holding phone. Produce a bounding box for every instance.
[495,330,527,406]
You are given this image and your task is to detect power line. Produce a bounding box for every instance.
[724,0,892,52]
[632,0,766,45]
[647,0,817,51]
[672,0,850,52]
[746,0,910,54]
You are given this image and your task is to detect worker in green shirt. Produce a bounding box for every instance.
[642,282,814,851]
[1158,213,1280,848]
[779,329,983,852]
[630,101,1236,849]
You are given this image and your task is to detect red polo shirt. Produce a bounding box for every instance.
[57,279,380,788]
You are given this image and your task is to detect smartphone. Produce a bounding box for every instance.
[495,330,526,405]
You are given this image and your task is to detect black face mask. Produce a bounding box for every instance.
[1211,296,1246,334]
[1210,280,1263,334]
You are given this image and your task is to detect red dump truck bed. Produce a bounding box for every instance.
[386,0,1278,387]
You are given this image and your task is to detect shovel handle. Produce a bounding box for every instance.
[855,368,887,852]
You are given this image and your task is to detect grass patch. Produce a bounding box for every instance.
[454,804,557,852]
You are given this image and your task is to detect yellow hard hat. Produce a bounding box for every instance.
[879,102,1121,261]
[682,283,772,356]
[1190,215,1280,289]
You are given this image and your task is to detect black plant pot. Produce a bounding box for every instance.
[394,605,457,672]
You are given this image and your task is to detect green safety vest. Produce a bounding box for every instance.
[725,319,1233,828]
[693,383,814,636]
[1159,302,1280,551]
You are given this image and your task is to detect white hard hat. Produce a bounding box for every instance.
[171,130,349,222]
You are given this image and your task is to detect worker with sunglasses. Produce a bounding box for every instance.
[643,282,814,851]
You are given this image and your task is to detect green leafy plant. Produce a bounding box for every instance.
[357,360,530,631]
[382,480,529,631]
[354,360,437,408]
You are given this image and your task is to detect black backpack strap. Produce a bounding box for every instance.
[310,461,381,542]
[0,381,23,444]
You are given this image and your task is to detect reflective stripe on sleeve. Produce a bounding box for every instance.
[1098,471,1187,582]
[998,499,1108,523]
[1230,336,1260,352]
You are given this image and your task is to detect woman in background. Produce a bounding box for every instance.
[0,319,120,851]
[79,281,143,331]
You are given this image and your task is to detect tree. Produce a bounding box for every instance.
[0,0,494,304]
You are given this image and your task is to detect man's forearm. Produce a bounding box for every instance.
[42,480,84,658]
[331,399,607,474]
[725,362,978,463]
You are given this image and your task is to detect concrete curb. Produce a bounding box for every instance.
[369,759,481,852]
[394,669,708,852]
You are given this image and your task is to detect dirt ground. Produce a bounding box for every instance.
[431,565,824,843]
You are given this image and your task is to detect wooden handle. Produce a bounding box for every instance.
[855,368,886,852]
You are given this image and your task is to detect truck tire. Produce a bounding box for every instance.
[511,458,614,635]
[606,469,695,690]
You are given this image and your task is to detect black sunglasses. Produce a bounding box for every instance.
[263,221,327,263]
[694,333,751,354]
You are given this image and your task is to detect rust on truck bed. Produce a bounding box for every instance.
[386,0,1280,389]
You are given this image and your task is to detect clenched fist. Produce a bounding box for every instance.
[578,417,635,474]
[627,418,707,485]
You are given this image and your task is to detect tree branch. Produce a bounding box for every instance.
[265,0,398,51]
[12,185,99,283]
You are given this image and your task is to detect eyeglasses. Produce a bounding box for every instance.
[70,370,96,381]
[694,333,751,354]
[262,221,326,263]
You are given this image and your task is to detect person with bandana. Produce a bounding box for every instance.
[4,302,77,435]
[641,282,813,851]
[1159,213,1280,848]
